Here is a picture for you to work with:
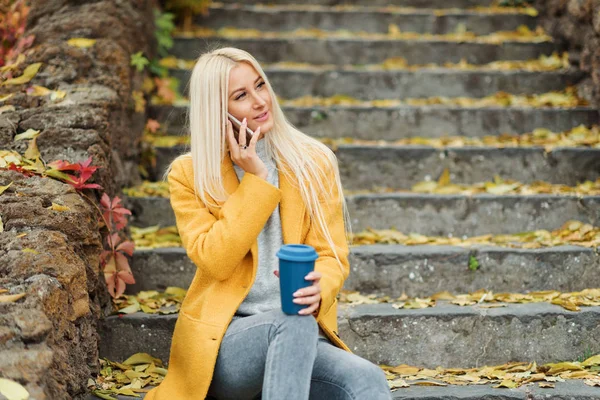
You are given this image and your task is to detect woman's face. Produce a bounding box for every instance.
[227,62,274,135]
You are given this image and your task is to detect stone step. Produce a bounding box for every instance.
[98,303,600,368]
[171,36,557,66]
[125,193,600,236]
[170,67,585,99]
[86,381,600,400]
[126,245,600,298]
[198,4,537,35]
[215,0,496,9]
[151,145,600,189]
[148,104,598,139]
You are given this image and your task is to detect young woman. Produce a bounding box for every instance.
[145,47,392,400]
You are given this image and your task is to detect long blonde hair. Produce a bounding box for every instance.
[163,47,352,272]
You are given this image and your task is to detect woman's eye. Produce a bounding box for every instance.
[257,81,265,89]
[235,92,245,100]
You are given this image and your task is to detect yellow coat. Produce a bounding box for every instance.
[145,152,352,400]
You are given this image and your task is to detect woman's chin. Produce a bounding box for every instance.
[253,120,273,135]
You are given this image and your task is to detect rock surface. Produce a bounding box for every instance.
[0,0,156,398]
[534,0,600,106]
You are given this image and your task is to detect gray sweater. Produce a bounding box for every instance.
[232,139,282,319]
[231,139,326,338]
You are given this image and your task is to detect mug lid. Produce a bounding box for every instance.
[276,244,319,262]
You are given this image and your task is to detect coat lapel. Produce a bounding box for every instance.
[220,153,306,246]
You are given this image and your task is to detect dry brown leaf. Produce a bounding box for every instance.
[0,292,26,303]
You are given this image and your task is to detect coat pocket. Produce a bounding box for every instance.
[155,311,225,399]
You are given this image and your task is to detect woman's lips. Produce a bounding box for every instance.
[254,110,269,122]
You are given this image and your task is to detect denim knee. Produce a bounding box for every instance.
[346,359,390,397]
[271,309,318,338]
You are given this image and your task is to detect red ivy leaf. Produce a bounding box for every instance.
[145,119,160,133]
[117,270,135,285]
[116,240,135,257]
[100,192,111,209]
[47,159,80,171]
[6,163,35,176]
[114,252,131,273]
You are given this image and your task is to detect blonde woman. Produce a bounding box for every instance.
[145,47,392,400]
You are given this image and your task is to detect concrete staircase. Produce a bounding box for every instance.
[95,1,600,398]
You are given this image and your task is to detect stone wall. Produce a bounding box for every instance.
[0,1,156,398]
[534,0,600,107]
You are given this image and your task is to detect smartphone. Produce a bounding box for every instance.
[228,113,254,144]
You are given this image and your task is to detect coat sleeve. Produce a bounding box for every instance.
[168,159,282,282]
[303,159,350,319]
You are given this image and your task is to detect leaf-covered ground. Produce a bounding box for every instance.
[176,24,551,44]
[229,4,539,17]
[160,52,570,72]
[281,87,587,108]
[129,220,600,250]
[113,287,600,315]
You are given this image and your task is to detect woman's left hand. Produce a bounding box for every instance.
[274,270,322,316]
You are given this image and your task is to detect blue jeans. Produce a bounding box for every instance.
[207,309,392,400]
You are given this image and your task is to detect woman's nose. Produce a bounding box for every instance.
[251,92,267,108]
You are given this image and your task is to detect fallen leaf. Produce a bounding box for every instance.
[387,378,409,389]
[0,105,16,114]
[123,353,162,366]
[67,38,97,48]
[493,379,519,388]
[410,380,447,386]
[1,63,42,86]
[0,182,10,195]
[47,203,70,212]
[390,365,420,375]
[0,215,3,232]
[581,354,600,367]
[24,137,40,160]
[584,378,600,387]
[0,293,26,303]
[539,382,555,388]
[0,378,29,400]
[14,129,40,141]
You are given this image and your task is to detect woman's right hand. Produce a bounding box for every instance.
[226,117,267,180]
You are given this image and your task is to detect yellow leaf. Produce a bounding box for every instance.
[0,105,16,114]
[539,382,555,388]
[28,85,52,96]
[431,291,455,300]
[67,38,97,48]
[493,379,519,388]
[47,203,70,212]
[0,182,11,195]
[438,168,451,186]
[21,248,38,254]
[584,378,600,387]
[14,129,40,141]
[123,353,162,366]
[164,287,187,298]
[387,378,409,389]
[543,362,584,375]
[410,381,447,386]
[24,137,40,160]
[390,365,420,376]
[0,293,26,303]
[0,378,29,400]
[50,90,66,101]
[0,215,4,233]
[581,354,600,367]
[1,63,42,86]
[0,94,14,102]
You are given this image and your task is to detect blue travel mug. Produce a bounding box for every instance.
[276,244,319,315]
